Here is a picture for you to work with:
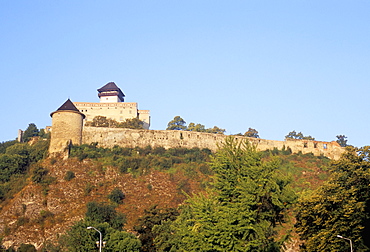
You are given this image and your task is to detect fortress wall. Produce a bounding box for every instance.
[82,127,345,160]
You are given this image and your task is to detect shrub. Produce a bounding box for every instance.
[31,166,49,184]
[108,188,125,204]
[64,171,75,181]
[18,243,37,252]
[85,201,126,229]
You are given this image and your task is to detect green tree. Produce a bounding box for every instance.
[23,123,39,142]
[118,118,144,129]
[244,128,260,138]
[187,123,206,132]
[285,130,315,140]
[166,116,187,130]
[336,134,348,147]
[62,202,139,252]
[106,230,141,251]
[295,146,370,251]
[85,116,118,127]
[85,201,126,230]
[167,137,296,251]
[134,205,179,252]
[108,188,125,204]
[206,126,225,134]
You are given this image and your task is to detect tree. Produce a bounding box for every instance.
[244,128,260,138]
[295,146,370,251]
[285,130,315,140]
[134,205,179,252]
[85,116,117,127]
[166,137,296,251]
[206,126,226,134]
[108,188,125,204]
[62,202,139,252]
[166,116,187,130]
[23,123,39,142]
[85,201,126,230]
[118,118,144,129]
[336,135,348,147]
[187,123,206,132]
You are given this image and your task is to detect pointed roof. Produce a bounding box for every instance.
[97,82,125,101]
[57,99,80,111]
[98,82,121,92]
[50,99,85,118]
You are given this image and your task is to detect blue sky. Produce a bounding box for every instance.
[1,1,369,147]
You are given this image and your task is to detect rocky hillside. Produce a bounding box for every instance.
[0,156,210,249]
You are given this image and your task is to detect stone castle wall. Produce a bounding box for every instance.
[82,127,345,160]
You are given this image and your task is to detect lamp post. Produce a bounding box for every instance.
[337,235,353,252]
[87,226,102,252]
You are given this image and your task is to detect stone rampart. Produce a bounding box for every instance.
[82,127,345,160]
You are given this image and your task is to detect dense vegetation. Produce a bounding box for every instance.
[0,139,49,203]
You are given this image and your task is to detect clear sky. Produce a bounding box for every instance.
[1,1,369,147]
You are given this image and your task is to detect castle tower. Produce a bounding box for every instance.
[49,99,85,155]
[98,82,125,103]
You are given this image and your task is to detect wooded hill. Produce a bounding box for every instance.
[0,137,369,251]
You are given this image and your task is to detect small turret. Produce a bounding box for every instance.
[49,99,85,156]
[97,82,125,102]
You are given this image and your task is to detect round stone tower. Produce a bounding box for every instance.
[49,99,85,155]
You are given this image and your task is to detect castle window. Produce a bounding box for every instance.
[303,142,308,148]
[323,144,327,149]
[314,143,317,148]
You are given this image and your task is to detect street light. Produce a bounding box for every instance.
[337,235,353,252]
[87,226,102,252]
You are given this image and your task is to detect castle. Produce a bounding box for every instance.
[49,83,345,160]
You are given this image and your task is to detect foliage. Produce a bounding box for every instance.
[85,116,145,129]
[165,137,296,251]
[133,205,179,252]
[285,130,315,140]
[166,116,187,130]
[85,116,118,127]
[295,146,370,251]
[64,170,75,181]
[17,243,36,252]
[187,122,206,132]
[336,134,348,147]
[244,127,260,138]
[70,144,212,177]
[23,123,39,142]
[31,166,49,184]
[0,140,17,154]
[85,201,126,230]
[205,125,226,134]
[0,154,28,182]
[108,188,125,204]
[119,117,144,129]
[62,203,140,252]
[105,230,142,251]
